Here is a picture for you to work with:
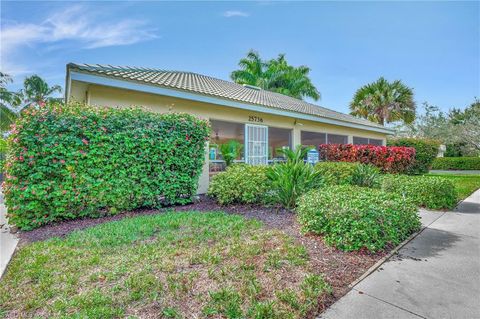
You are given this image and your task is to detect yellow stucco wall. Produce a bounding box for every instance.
[69,81,389,193]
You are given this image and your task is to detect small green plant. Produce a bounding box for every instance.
[208,164,271,205]
[266,146,323,209]
[219,140,243,166]
[297,185,421,251]
[314,161,361,185]
[350,164,381,188]
[381,175,458,209]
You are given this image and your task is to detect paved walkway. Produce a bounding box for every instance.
[0,192,18,278]
[320,189,480,319]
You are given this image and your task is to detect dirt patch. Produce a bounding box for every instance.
[17,195,387,308]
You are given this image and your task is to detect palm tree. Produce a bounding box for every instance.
[0,72,19,132]
[20,75,62,106]
[0,74,62,132]
[350,77,416,125]
[231,50,320,101]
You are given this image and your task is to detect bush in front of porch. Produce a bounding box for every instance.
[3,102,210,230]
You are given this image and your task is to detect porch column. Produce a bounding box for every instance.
[292,125,302,149]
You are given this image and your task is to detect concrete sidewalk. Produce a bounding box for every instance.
[0,192,19,278]
[320,189,480,319]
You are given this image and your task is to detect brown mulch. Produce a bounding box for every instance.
[17,196,388,312]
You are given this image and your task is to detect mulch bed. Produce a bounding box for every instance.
[16,195,388,313]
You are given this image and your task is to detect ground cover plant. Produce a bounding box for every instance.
[3,102,210,230]
[426,173,480,200]
[297,185,421,252]
[431,157,480,170]
[318,144,415,174]
[0,211,332,319]
[381,175,457,209]
[388,138,439,174]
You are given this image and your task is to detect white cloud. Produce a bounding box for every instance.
[0,5,158,75]
[223,10,250,18]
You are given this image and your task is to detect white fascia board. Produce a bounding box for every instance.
[69,71,394,135]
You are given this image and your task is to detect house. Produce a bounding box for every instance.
[65,63,394,193]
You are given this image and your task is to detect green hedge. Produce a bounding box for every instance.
[4,103,210,230]
[297,186,420,252]
[431,157,480,170]
[314,162,361,185]
[0,137,7,172]
[381,175,457,209]
[388,138,439,174]
[208,164,271,205]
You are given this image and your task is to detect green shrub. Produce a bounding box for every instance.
[4,102,210,230]
[297,186,420,252]
[0,137,7,172]
[350,164,381,188]
[381,175,457,209]
[314,162,360,185]
[267,147,323,209]
[432,157,480,170]
[218,140,243,167]
[388,138,439,174]
[208,164,270,205]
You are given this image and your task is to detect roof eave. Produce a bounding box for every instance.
[67,66,395,135]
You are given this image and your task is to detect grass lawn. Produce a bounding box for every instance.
[0,211,331,319]
[427,173,480,200]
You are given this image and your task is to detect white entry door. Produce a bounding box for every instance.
[245,124,268,165]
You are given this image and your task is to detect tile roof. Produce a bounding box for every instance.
[68,63,391,131]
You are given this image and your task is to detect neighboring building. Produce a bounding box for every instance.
[65,63,394,193]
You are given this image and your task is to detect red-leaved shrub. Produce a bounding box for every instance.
[318,144,416,174]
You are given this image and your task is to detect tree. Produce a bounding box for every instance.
[0,74,63,133]
[350,77,416,125]
[20,75,62,107]
[394,100,480,156]
[0,72,19,132]
[231,50,320,101]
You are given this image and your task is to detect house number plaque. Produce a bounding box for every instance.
[248,116,263,123]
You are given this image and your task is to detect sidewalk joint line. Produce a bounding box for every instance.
[352,288,428,319]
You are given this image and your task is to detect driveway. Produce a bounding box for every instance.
[320,189,480,319]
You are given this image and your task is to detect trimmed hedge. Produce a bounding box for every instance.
[318,144,415,174]
[381,175,457,209]
[388,138,439,174]
[432,157,480,170]
[208,164,271,205]
[314,162,361,185]
[297,185,421,252]
[3,102,210,230]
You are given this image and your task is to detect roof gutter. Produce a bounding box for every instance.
[68,69,395,135]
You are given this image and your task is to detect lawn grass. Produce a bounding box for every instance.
[0,211,330,319]
[426,173,480,200]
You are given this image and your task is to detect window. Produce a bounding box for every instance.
[353,136,384,146]
[209,120,245,174]
[301,131,326,150]
[353,137,369,145]
[369,138,383,146]
[269,127,292,160]
[327,134,348,144]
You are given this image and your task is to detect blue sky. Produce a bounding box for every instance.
[1,1,478,114]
